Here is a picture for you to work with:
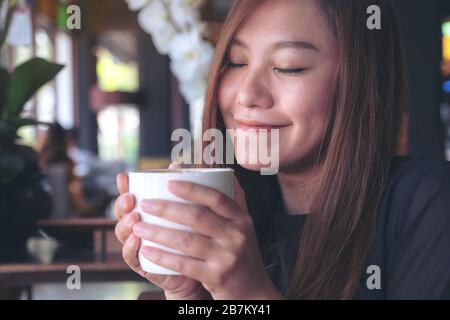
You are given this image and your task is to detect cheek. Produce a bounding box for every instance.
[276,80,331,163]
[217,73,238,123]
[280,76,330,127]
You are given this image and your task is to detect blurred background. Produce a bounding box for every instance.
[0,0,449,300]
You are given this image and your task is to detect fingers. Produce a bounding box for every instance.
[140,246,205,282]
[115,211,140,245]
[140,199,227,239]
[115,174,132,220]
[133,222,217,260]
[116,163,178,220]
[122,233,168,286]
[117,173,129,194]
[114,193,135,220]
[167,181,242,220]
[122,233,142,272]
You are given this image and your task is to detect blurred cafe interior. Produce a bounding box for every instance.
[0,0,450,299]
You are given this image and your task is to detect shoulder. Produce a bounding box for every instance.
[384,155,450,211]
[379,155,450,253]
[377,156,450,298]
[388,155,450,187]
[384,155,450,219]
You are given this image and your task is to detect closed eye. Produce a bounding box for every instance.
[227,62,246,69]
[274,68,308,75]
[227,62,308,75]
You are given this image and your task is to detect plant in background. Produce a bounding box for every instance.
[125,0,214,136]
[0,0,64,183]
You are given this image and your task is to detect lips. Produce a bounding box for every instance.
[235,118,289,130]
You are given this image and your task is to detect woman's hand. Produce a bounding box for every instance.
[133,175,283,300]
[114,163,211,300]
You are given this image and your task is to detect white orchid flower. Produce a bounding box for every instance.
[168,31,214,82]
[127,0,211,111]
[126,0,151,11]
[168,0,201,30]
[138,1,176,54]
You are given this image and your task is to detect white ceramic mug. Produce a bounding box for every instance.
[129,168,234,275]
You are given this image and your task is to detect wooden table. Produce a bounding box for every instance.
[0,254,141,287]
[0,218,144,299]
[37,218,117,229]
[0,253,144,299]
[37,218,118,261]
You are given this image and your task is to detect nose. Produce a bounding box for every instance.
[236,67,273,109]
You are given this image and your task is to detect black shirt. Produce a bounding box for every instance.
[261,155,450,299]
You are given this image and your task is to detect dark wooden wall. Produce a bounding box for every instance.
[395,0,448,160]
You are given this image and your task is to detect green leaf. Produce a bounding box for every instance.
[0,118,47,147]
[0,66,10,119]
[6,57,64,118]
[8,117,48,128]
[0,148,25,184]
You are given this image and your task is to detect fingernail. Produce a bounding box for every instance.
[128,212,139,221]
[120,196,129,210]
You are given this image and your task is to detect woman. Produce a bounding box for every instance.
[115,0,450,299]
[39,123,99,217]
[39,123,74,171]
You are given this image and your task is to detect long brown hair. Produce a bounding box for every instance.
[199,0,408,299]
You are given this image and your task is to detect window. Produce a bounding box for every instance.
[95,31,140,167]
[96,46,138,93]
[97,105,140,167]
[55,31,74,129]
[10,18,75,150]
[35,28,56,123]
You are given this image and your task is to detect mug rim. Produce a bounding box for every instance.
[129,168,234,174]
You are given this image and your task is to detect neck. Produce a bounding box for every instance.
[276,163,323,215]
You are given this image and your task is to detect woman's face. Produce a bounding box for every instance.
[218,0,338,173]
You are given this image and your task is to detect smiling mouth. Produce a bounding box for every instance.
[235,120,289,131]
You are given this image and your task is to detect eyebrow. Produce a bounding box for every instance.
[230,37,319,51]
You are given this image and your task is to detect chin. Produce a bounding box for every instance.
[234,161,281,175]
[236,162,264,172]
